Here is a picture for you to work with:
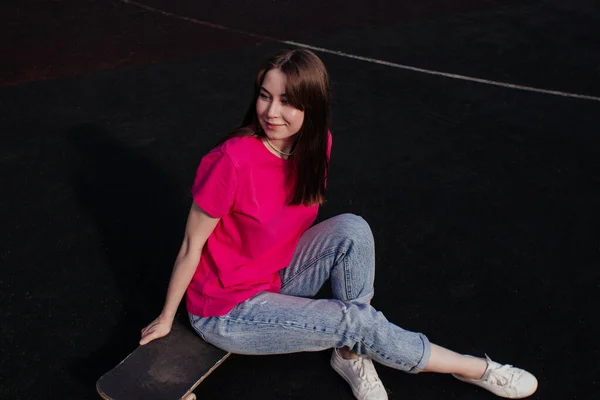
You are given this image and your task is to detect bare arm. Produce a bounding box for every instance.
[140,203,220,345]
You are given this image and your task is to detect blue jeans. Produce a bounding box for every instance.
[189,214,431,373]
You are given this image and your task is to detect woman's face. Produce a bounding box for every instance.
[256,68,305,143]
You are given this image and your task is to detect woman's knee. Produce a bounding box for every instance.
[327,214,376,299]
[331,213,374,245]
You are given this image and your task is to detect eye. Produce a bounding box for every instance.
[259,93,270,100]
[280,98,289,105]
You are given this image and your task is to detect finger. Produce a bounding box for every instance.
[140,333,153,345]
[140,328,165,345]
[140,328,156,344]
[141,325,152,335]
[141,320,160,334]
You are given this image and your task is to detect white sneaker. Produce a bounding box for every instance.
[330,348,388,400]
[453,355,538,399]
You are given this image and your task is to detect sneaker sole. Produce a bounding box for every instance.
[453,373,539,399]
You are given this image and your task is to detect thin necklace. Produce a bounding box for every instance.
[265,136,295,157]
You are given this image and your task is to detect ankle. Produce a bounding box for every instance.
[458,356,488,380]
[338,347,360,360]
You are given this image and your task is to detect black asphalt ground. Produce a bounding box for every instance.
[1,1,599,399]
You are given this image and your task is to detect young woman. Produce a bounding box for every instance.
[140,49,538,400]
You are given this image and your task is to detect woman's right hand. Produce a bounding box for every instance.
[140,315,173,345]
[139,205,219,346]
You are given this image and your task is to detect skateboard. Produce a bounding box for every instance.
[96,317,231,400]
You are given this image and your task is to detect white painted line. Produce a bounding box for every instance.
[117,0,270,39]
[284,42,600,102]
[117,0,600,103]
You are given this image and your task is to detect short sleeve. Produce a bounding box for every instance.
[191,150,238,218]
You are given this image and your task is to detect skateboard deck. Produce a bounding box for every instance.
[96,318,231,400]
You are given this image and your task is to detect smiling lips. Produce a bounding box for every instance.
[265,121,285,129]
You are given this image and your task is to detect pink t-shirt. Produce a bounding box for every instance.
[186,133,332,317]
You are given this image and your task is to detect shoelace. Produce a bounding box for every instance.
[486,363,524,387]
[350,357,381,389]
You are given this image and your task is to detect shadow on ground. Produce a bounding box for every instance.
[65,124,190,390]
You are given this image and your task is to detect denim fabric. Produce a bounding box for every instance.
[189,213,431,373]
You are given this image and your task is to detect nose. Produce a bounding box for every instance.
[267,100,280,119]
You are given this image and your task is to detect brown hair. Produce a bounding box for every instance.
[221,49,331,206]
